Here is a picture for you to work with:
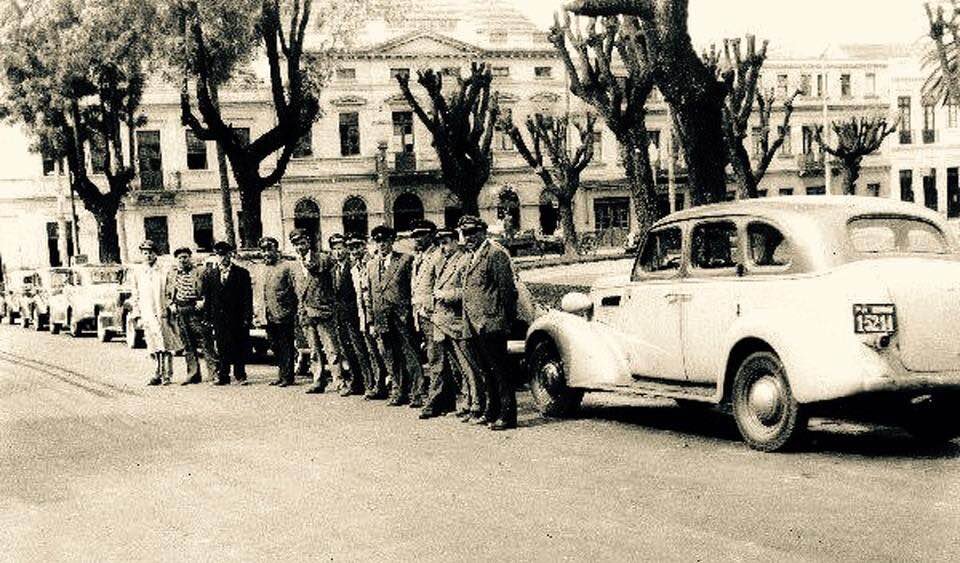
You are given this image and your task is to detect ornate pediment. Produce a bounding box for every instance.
[365,32,482,57]
[330,95,369,108]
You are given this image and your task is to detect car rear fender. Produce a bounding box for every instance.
[526,310,631,389]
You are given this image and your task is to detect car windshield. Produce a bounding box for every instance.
[847,217,949,255]
[49,271,71,288]
[86,268,124,284]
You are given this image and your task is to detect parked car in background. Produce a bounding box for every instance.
[48,264,125,337]
[22,267,72,331]
[526,197,960,451]
[95,266,145,346]
[3,269,37,325]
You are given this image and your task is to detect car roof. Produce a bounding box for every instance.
[654,196,945,228]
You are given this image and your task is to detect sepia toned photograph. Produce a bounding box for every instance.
[1,0,958,560]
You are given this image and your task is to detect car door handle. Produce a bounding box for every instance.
[665,293,691,304]
[600,295,621,307]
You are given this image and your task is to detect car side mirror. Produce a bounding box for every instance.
[561,292,594,318]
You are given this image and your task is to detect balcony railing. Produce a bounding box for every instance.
[900,130,914,145]
[394,151,416,173]
[796,153,824,176]
[923,129,937,144]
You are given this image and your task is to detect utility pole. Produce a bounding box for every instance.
[821,49,832,194]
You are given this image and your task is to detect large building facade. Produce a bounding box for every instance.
[0,3,947,272]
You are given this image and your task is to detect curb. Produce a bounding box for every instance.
[514,251,630,271]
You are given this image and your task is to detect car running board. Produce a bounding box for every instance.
[590,376,718,402]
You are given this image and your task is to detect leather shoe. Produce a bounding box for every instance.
[212,379,230,386]
[409,399,424,409]
[181,376,202,386]
[418,411,438,420]
[490,419,517,431]
[386,396,409,407]
[278,380,294,388]
[473,416,491,425]
[147,377,162,386]
[305,384,325,394]
[268,379,282,386]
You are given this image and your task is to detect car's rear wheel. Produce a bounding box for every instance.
[901,394,960,444]
[528,340,583,418]
[32,308,44,331]
[732,351,807,452]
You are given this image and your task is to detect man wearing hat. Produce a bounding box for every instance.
[259,236,299,387]
[458,215,519,430]
[329,233,372,396]
[289,228,342,394]
[409,219,443,408]
[166,246,217,385]
[366,224,423,406]
[347,234,388,398]
[202,240,253,385]
[129,240,181,385]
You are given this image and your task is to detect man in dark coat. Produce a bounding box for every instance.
[259,236,299,387]
[202,240,253,385]
[348,234,389,399]
[458,215,519,430]
[366,224,424,406]
[290,228,342,394]
[330,233,372,396]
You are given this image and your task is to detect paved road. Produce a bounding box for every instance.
[1,322,959,562]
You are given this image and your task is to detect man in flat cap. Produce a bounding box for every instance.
[201,240,253,385]
[290,228,342,394]
[129,240,181,385]
[409,219,443,408]
[329,233,372,396]
[166,246,217,385]
[348,234,388,398]
[366,224,423,406]
[458,215,519,430]
[259,236,299,387]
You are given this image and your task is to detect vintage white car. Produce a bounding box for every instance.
[49,264,125,337]
[526,196,960,451]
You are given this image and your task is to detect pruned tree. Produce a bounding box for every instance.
[815,117,897,195]
[0,0,156,263]
[175,0,372,247]
[566,0,730,205]
[705,36,800,199]
[395,62,499,216]
[925,1,960,105]
[502,113,597,256]
[550,12,660,237]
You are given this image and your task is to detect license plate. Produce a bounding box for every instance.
[853,304,896,334]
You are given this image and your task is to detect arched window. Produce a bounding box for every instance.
[294,198,321,244]
[443,192,463,229]
[497,188,521,234]
[392,192,424,232]
[539,190,559,235]
[342,196,368,238]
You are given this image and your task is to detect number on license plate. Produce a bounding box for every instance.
[853,304,896,334]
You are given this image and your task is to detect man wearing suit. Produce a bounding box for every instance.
[167,246,217,385]
[421,228,479,420]
[290,228,342,394]
[366,224,424,406]
[202,240,253,385]
[259,236,299,387]
[458,215,519,430]
[329,233,370,396]
[348,234,389,399]
[409,220,444,408]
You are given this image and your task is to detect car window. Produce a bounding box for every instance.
[634,227,683,278]
[747,222,791,267]
[691,221,741,270]
[848,217,948,255]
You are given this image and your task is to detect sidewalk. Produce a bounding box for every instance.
[513,247,628,271]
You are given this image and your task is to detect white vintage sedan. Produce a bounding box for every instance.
[525,196,960,451]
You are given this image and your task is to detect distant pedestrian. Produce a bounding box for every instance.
[129,240,181,386]
[290,228,342,394]
[167,247,218,385]
[259,237,299,387]
[366,224,423,406]
[458,215,519,431]
[410,219,443,408]
[202,241,253,386]
[347,234,389,399]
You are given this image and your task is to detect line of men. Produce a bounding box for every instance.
[132,215,521,431]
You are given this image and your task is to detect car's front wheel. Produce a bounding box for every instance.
[528,340,584,418]
[732,351,807,452]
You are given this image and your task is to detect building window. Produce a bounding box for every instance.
[776,74,789,98]
[293,199,321,246]
[440,67,460,78]
[392,111,415,170]
[144,216,170,255]
[339,112,361,156]
[924,172,938,211]
[491,66,510,77]
[779,188,794,196]
[778,125,792,155]
[865,72,876,97]
[801,125,821,155]
[949,102,958,128]
[806,186,826,196]
[756,189,768,198]
[898,96,912,144]
[336,67,356,81]
[948,167,960,218]
[923,104,936,144]
[89,135,107,174]
[41,149,57,176]
[136,130,164,190]
[497,189,521,232]
[192,213,214,252]
[816,74,826,98]
[534,66,553,79]
[494,107,514,151]
[797,74,811,97]
[390,68,410,81]
[185,130,208,170]
[342,196,368,238]
[293,126,313,158]
[232,127,251,146]
[594,197,631,231]
[899,169,914,202]
[840,74,852,98]
[46,221,74,267]
[392,192,424,232]
[867,183,881,197]
[489,31,507,43]
[589,130,602,160]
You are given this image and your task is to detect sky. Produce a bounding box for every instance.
[514,0,933,56]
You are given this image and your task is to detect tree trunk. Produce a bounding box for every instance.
[209,83,236,247]
[841,158,861,196]
[237,186,263,249]
[728,140,758,199]
[619,131,659,240]
[558,196,578,256]
[673,102,729,204]
[94,210,121,264]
